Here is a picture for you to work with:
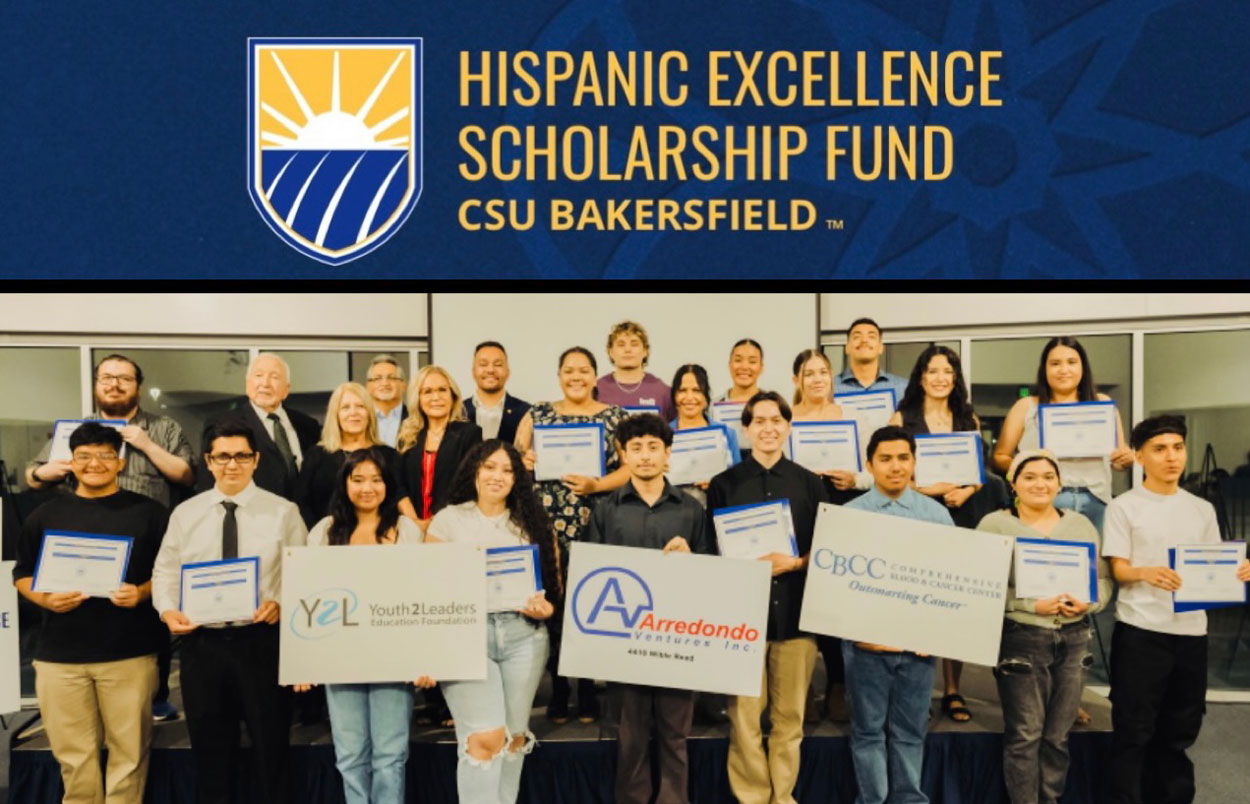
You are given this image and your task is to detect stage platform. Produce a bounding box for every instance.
[8,665,1111,803]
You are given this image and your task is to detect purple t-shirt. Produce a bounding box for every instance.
[595,372,674,420]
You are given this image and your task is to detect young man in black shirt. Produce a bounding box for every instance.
[12,423,168,804]
[586,414,708,804]
[706,391,828,804]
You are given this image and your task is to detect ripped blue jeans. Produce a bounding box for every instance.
[442,613,549,804]
[993,619,1092,804]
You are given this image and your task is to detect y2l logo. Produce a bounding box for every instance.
[248,38,423,265]
[290,588,360,640]
[571,567,654,638]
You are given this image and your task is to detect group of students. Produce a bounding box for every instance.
[11,317,1246,804]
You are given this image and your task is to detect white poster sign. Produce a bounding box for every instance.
[280,544,486,685]
[559,542,771,697]
[1,561,19,714]
[799,504,1013,666]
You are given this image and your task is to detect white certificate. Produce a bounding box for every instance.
[1171,542,1247,609]
[913,433,985,486]
[1037,401,1118,458]
[180,558,260,625]
[486,545,542,612]
[1013,538,1097,603]
[624,406,662,417]
[788,421,860,473]
[48,419,128,462]
[711,401,749,448]
[834,390,896,454]
[33,531,132,597]
[668,426,732,486]
[713,500,797,559]
[533,423,605,481]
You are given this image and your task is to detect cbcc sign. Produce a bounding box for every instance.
[813,549,885,579]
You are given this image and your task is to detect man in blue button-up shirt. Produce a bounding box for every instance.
[843,425,953,804]
[833,318,909,405]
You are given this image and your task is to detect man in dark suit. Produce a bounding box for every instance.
[365,353,407,447]
[462,341,530,445]
[199,353,319,500]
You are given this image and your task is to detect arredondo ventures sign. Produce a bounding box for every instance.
[279,544,485,685]
[559,542,771,697]
[800,503,1013,666]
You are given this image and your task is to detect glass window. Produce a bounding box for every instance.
[1145,329,1250,690]
[89,349,250,456]
[822,340,960,377]
[0,347,81,700]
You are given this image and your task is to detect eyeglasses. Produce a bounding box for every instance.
[367,374,401,383]
[71,451,120,465]
[96,374,137,386]
[207,452,257,466]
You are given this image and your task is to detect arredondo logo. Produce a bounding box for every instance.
[248,38,423,265]
[572,566,760,649]
[291,586,478,640]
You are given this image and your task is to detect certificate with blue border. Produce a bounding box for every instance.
[913,432,985,486]
[623,406,662,417]
[668,424,733,485]
[49,419,129,462]
[713,500,798,560]
[32,530,133,598]
[788,421,861,473]
[179,557,261,625]
[1037,400,1118,458]
[485,544,543,612]
[533,422,606,481]
[1013,537,1098,603]
[1169,542,1247,613]
[833,390,897,450]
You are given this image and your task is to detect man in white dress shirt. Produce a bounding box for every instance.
[153,418,307,804]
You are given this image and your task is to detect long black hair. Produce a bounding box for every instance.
[896,344,978,432]
[326,447,404,546]
[1035,337,1097,403]
[669,363,711,419]
[446,440,564,604]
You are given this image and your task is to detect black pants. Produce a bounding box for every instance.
[615,684,694,804]
[1109,622,1207,804]
[181,624,291,804]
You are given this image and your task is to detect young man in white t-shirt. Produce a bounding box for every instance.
[1103,415,1250,804]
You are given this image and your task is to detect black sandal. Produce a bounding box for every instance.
[941,693,973,723]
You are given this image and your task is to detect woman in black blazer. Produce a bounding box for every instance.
[398,365,483,531]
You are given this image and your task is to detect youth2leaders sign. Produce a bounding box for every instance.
[799,504,1012,666]
[559,542,770,697]
[279,544,484,685]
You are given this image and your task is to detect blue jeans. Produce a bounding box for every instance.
[442,613,549,804]
[323,682,415,804]
[842,643,936,804]
[1054,487,1106,534]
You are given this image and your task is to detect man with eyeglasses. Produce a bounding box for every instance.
[199,352,320,500]
[365,353,407,447]
[26,353,195,509]
[152,417,307,804]
[13,423,170,804]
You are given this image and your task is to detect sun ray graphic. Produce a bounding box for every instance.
[250,38,421,264]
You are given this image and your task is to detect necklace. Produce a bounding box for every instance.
[613,374,644,393]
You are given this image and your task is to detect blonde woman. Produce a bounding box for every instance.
[296,382,414,529]
[398,366,483,530]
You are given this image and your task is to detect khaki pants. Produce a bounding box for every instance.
[34,654,158,804]
[727,636,818,804]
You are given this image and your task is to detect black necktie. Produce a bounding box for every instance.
[267,412,297,480]
[221,500,238,560]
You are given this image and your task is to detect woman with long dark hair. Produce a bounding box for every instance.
[993,337,1132,534]
[299,448,427,804]
[889,344,1011,723]
[668,363,741,506]
[426,440,561,804]
[514,345,631,723]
